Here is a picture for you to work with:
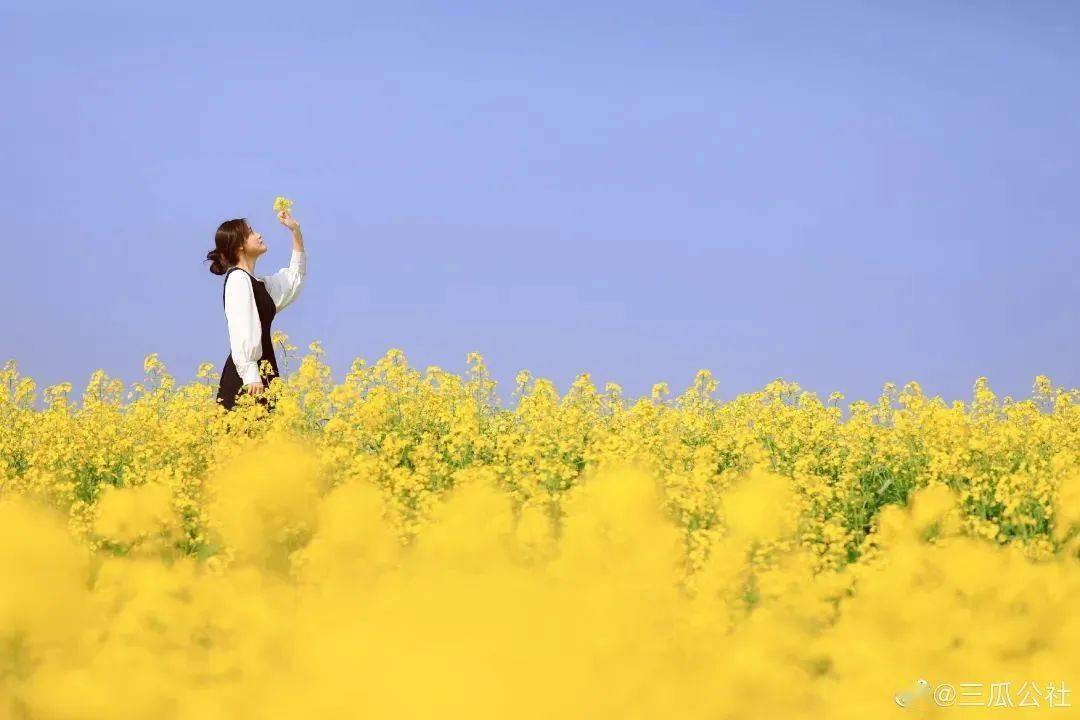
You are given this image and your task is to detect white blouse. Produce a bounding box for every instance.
[224,249,307,386]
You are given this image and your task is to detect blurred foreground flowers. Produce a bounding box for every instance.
[0,343,1078,718]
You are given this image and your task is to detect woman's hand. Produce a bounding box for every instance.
[245,381,266,396]
[278,209,300,232]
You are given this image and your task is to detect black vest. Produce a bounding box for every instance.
[215,267,280,411]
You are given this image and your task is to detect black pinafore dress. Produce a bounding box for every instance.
[216,267,280,412]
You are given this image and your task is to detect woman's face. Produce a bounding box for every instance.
[241,226,267,259]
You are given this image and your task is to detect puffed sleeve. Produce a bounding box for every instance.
[224,271,263,386]
[261,249,307,312]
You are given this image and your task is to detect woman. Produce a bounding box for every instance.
[205,209,306,412]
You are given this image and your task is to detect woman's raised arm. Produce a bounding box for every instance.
[263,211,306,312]
[262,248,307,312]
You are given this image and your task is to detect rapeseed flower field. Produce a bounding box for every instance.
[1,338,1077,718]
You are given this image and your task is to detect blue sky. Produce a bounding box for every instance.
[2,0,1077,407]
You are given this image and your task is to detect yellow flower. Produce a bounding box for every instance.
[0,350,1077,717]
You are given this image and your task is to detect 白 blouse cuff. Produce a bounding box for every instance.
[238,364,262,386]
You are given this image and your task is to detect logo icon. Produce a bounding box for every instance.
[895,679,932,709]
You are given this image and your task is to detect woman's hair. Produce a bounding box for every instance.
[206,218,252,275]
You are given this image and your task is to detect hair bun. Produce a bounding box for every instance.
[206,248,226,275]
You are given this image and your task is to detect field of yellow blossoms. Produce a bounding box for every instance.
[1,336,1078,719]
